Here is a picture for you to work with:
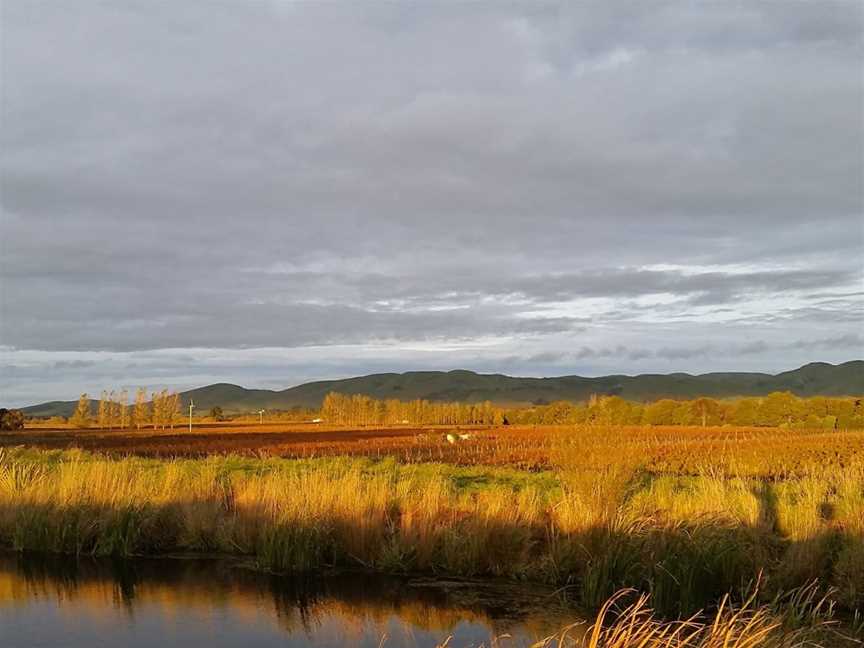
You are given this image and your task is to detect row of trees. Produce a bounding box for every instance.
[320,392,506,426]
[506,393,864,429]
[317,391,864,429]
[31,390,864,431]
[69,389,182,430]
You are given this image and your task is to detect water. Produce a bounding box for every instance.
[0,554,582,648]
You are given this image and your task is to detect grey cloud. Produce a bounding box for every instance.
[626,349,654,361]
[9,259,855,351]
[53,360,96,369]
[738,341,771,355]
[525,344,709,366]
[749,304,864,326]
[493,268,858,305]
[1,299,584,352]
[526,351,566,363]
[791,333,864,351]
[655,346,712,361]
[574,345,629,359]
[1,2,861,402]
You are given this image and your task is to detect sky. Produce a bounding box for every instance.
[1,2,863,406]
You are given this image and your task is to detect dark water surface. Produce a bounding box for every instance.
[0,554,582,648]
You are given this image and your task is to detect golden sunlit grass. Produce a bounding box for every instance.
[526,589,827,648]
[419,585,856,647]
[0,423,862,648]
[1,425,862,626]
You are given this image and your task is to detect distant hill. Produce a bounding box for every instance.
[19,361,864,418]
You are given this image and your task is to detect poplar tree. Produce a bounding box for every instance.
[108,390,120,430]
[154,389,170,430]
[119,389,129,429]
[167,392,180,430]
[151,390,163,430]
[70,394,92,428]
[133,387,148,430]
[97,390,109,430]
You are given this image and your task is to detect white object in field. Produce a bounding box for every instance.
[445,433,457,444]
[458,433,471,440]
[257,409,265,424]
[312,418,323,423]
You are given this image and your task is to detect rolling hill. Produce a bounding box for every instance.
[18,360,864,418]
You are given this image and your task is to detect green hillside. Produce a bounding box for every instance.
[270,361,864,407]
[18,361,864,417]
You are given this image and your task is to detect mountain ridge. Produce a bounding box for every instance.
[17,360,864,417]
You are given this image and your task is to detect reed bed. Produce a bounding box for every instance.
[0,444,861,625]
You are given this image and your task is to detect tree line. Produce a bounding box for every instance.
[319,391,864,429]
[508,392,864,429]
[321,392,505,426]
[12,389,864,431]
[69,389,182,430]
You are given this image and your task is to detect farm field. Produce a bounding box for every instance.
[3,422,862,476]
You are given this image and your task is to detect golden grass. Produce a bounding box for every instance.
[526,589,828,648]
[0,438,862,625]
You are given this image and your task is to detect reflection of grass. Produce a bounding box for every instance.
[0,556,506,637]
[6,557,844,647]
[0,443,862,624]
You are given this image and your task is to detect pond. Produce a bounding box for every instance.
[0,554,583,647]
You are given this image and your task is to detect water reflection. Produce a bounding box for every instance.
[0,554,580,647]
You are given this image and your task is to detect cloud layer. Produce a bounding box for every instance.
[1,2,862,404]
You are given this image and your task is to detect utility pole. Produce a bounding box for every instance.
[188,399,194,433]
[258,409,265,424]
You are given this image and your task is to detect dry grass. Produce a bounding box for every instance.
[1,422,862,648]
[0,435,861,625]
[526,589,834,648]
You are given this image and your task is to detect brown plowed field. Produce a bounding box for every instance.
[3,424,861,475]
[2,423,545,466]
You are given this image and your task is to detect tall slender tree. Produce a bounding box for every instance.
[133,387,148,431]
[167,392,180,430]
[108,390,120,430]
[154,389,170,430]
[151,390,162,430]
[119,389,129,429]
[97,390,109,430]
[70,394,92,429]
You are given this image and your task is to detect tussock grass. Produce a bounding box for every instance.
[527,588,834,648]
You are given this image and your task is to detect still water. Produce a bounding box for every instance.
[0,554,581,648]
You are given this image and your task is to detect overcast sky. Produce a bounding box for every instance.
[1,2,863,406]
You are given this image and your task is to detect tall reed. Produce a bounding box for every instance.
[0,447,861,620]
